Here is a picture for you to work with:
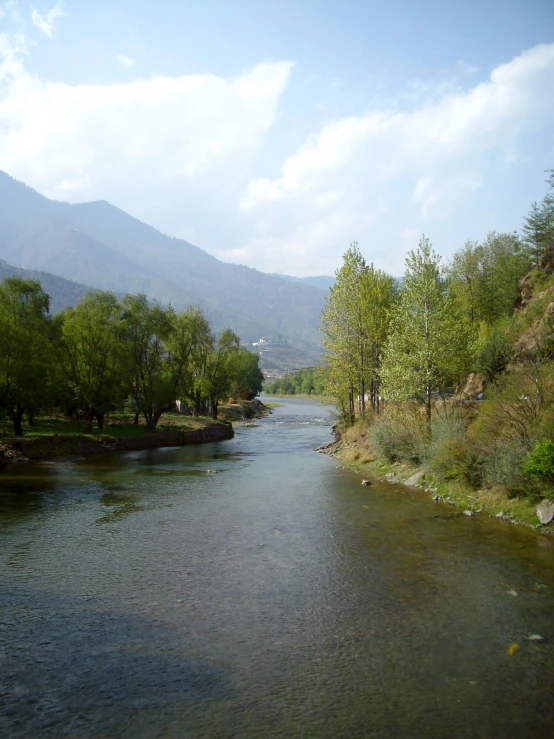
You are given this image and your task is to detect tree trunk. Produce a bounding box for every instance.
[94,410,105,430]
[426,383,432,430]
[27,409,35,427]
[11,404,24,436]
[133,411,139,425]
[211,398,218,420]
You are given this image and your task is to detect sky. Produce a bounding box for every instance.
[0,0,553,277]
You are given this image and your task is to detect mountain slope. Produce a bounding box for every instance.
[0,171,324,354]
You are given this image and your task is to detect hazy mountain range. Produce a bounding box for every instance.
[0,171,331,363]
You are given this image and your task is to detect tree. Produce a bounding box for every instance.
[448,233,531,326]
[174,307,214,416]
[120,295,176,431]
[522,171,554,270]
[321,243,394,423]
[205,329,240,419]
[0,277,53,435]
[381,236,470,427]
[229,347,264,400]
[54,291,124,430]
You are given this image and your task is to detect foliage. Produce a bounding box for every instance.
[380,236,471,425]
[447,232,531,326]
[264,366,324,396]
[0,276,264,435]
[0,277,53,434]
[54,291,124,430]
[523,439,554,486]
[370,402,427,463]
[321,243,395,421]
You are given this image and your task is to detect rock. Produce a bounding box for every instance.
[404,470,425,486]
[463,510,473,517]
[527,634,547,642]
[495,511,504,519]
[432,495,440,501]
[461,372,486,400]
[536,500,554,525]
[361,479,371,486]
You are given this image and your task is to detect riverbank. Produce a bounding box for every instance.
[0,399,270,468]
[318,424,554,533]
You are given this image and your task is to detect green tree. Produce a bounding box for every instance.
[230,348,264,400]
[120,295,176,431]
[381,236,470,427]
[321,243,394,423]
[0,277,53,435]
[54,291,124,430]
[205,329,240,419]
[175,307,214,416]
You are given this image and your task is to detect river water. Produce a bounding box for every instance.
[1,397,553,738]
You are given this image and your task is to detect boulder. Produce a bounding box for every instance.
[361,479,371,486]
[461,373,486,400]
[536,500,554,525]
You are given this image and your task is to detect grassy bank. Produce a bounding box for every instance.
[0,399,269,467]
[331,420,549,531]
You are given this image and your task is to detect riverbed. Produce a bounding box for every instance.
[1,397,553,738]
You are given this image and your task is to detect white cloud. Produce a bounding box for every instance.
[116,54,135,69]
[0,38,293,245]
[31,1,65,38]
[239,44,554,274]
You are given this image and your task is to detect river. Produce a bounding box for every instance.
[1,397,553,738]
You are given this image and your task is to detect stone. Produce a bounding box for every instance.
[536,500,554,525]
[463,510,473,517]
[495,511,504,518]
[527,634,547,642]
[361,479,371,486]
[404,470,425,487]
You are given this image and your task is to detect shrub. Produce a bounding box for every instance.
[523,439,554,486]
[423,411,483,487]
[481,438,535,496]
[371,403,427,463]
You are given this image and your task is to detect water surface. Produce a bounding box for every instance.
[1,398,553,738]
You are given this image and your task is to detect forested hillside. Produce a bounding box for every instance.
[322,171,554,514]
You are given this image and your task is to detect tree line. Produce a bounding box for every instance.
[0,285,263,435]
[263,366,325,396]
[322,171,554,499]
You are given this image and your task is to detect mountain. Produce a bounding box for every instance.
[274,274,335,291]
[0,171,324,362]
[0,259,93,313]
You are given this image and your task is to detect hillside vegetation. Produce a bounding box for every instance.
[322,171,554,522]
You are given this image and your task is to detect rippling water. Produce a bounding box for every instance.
[1,398,554,738]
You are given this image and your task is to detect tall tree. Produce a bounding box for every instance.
[0,277,52,435]
[321,243,394,422]
[55,291,124,430]
[381,236,470,426]
[120,295,176,431]
[205,329,240,419]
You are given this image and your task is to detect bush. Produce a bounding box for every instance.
[371,403,427,463]
[481,439,534,496]
[523,439,554,487]
[423,411,483,487]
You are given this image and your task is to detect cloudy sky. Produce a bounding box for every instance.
[0,0,553,276]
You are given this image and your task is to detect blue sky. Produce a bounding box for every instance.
[0,0,553,276]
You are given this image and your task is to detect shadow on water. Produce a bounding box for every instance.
[0,584,231,738]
